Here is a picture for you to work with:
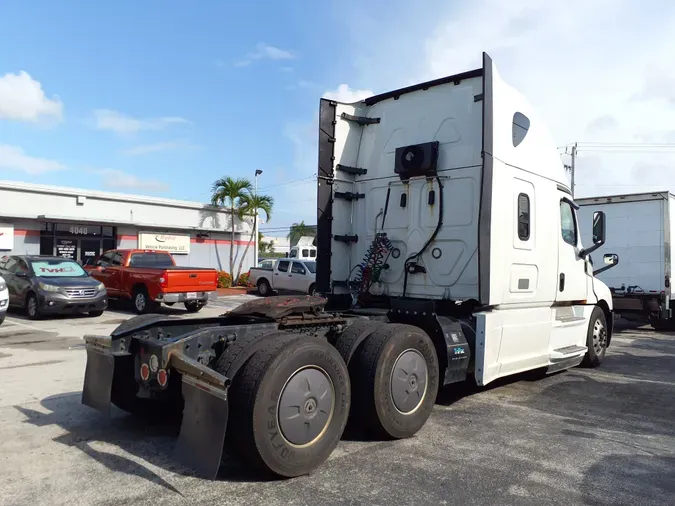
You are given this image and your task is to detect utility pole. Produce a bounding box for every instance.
[254,169,263,267]
[570,142,577,198]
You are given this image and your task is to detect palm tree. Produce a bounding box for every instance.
[210,177,253,275]
[287,220,315,247]
[235,191,274,281]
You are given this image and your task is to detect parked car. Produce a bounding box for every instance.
[0,272,8,325]
[0,255,108,319]
[249,258,317,296]
[85,249,218,314]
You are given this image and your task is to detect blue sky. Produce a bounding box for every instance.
[2,1,675,233]
[0,0,377,230]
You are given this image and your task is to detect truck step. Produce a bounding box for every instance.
[334,191,365,201]
[336,164,367,176]
[340,112,380,125]
[334,234,358,243]
[547,354,585,375]
[550,345,587,361]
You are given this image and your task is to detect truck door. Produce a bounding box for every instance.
[274,260,292,290]
[556,197,588,302]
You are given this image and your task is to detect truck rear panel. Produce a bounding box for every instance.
[578,192,671,293]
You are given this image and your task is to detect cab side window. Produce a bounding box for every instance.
[291,261,306,275]
[277,260,290,272]
[517,193,530,241]
[560,200,578,246]
[96,252,113,267]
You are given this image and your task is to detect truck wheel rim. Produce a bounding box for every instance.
[135,294,145,311]
[28,298,36,316]
[260,283,268,294]
[390,349,428,414]
[277,365,334,447]
[592,319,606,354]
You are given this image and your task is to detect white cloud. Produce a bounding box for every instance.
[92,168,169,193]
[235,43,296,67]
[0,71,63,123]
[323,84,374,103]
[0,144,65,174]
[319,0,675,198]
[121,140,200,156]
[92,109,189,135]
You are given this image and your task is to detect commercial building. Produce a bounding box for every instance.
[0,180,256,272]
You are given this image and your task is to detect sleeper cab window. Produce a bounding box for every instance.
[560,200,578,246]
[517,193,530,241]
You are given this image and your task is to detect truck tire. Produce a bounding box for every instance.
[184,301,203,313]
[132,286,157,314]
[350,323,439,440]
[334,319,381,366]
[215,328,291,381]
[257,278,271,296]
[308,283,317,296]
[581,306,608,368]
[228,336,350,477]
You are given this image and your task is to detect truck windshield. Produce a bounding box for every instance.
[129,253,175,268]
[31,259,88,278]
[304,261,316,274]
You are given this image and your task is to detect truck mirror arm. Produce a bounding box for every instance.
[579,240,603,259]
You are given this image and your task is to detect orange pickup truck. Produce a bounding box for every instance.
[85,249,218,314]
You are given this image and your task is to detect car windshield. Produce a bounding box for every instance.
[304,261,316,274]
[31,259,88,278]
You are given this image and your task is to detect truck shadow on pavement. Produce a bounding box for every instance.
[14,392,276,492]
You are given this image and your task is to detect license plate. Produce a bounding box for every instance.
[186,292,197,300]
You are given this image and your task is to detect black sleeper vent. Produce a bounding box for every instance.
[394,141,439,180]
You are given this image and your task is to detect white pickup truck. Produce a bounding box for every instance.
[249,258,317,296]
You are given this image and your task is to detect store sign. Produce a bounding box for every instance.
[138,232,190,255]
[56,239,77,259]
[0,224,14,251]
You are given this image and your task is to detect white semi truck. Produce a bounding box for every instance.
[577,191,671,329]
[80,53,619,480]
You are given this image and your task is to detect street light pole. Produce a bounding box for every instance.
[254,169,263,266]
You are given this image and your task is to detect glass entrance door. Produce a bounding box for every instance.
[80,239,101,265]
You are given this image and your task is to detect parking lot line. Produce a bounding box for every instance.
[2,317,42,332]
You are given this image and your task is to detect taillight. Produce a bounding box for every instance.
[159,276,167,288]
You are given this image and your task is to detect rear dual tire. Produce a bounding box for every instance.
[225,335,350,478]
[346,323,440,439]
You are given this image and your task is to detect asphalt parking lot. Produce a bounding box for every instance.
[0,306,673,506]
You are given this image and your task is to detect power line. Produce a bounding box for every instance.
[258,175,317,192]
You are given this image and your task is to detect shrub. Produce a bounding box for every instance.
[217,271,232,288]
[237,272,250,287]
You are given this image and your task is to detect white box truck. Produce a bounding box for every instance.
[80,52,619,480]
[577,191,673,329]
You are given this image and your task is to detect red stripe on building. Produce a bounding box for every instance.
[14,229,40,237]
[192,238,250,246]
[116,235,250,246]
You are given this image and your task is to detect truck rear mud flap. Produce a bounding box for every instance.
[82,343,115,414]
[175,374,229,480]
[82,334,231,480]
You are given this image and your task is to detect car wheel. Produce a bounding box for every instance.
[26,293,41,320]
[132,287,156,314]
[257,278,271,296]
[184,301,203,313]
[0,314,5,325]
[308,283,317,296]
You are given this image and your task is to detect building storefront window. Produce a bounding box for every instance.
[40,222,116,264]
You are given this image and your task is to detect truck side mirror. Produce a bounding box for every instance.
[593,253,619,276]
[592,211,606,245]
[580,210,606,258]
